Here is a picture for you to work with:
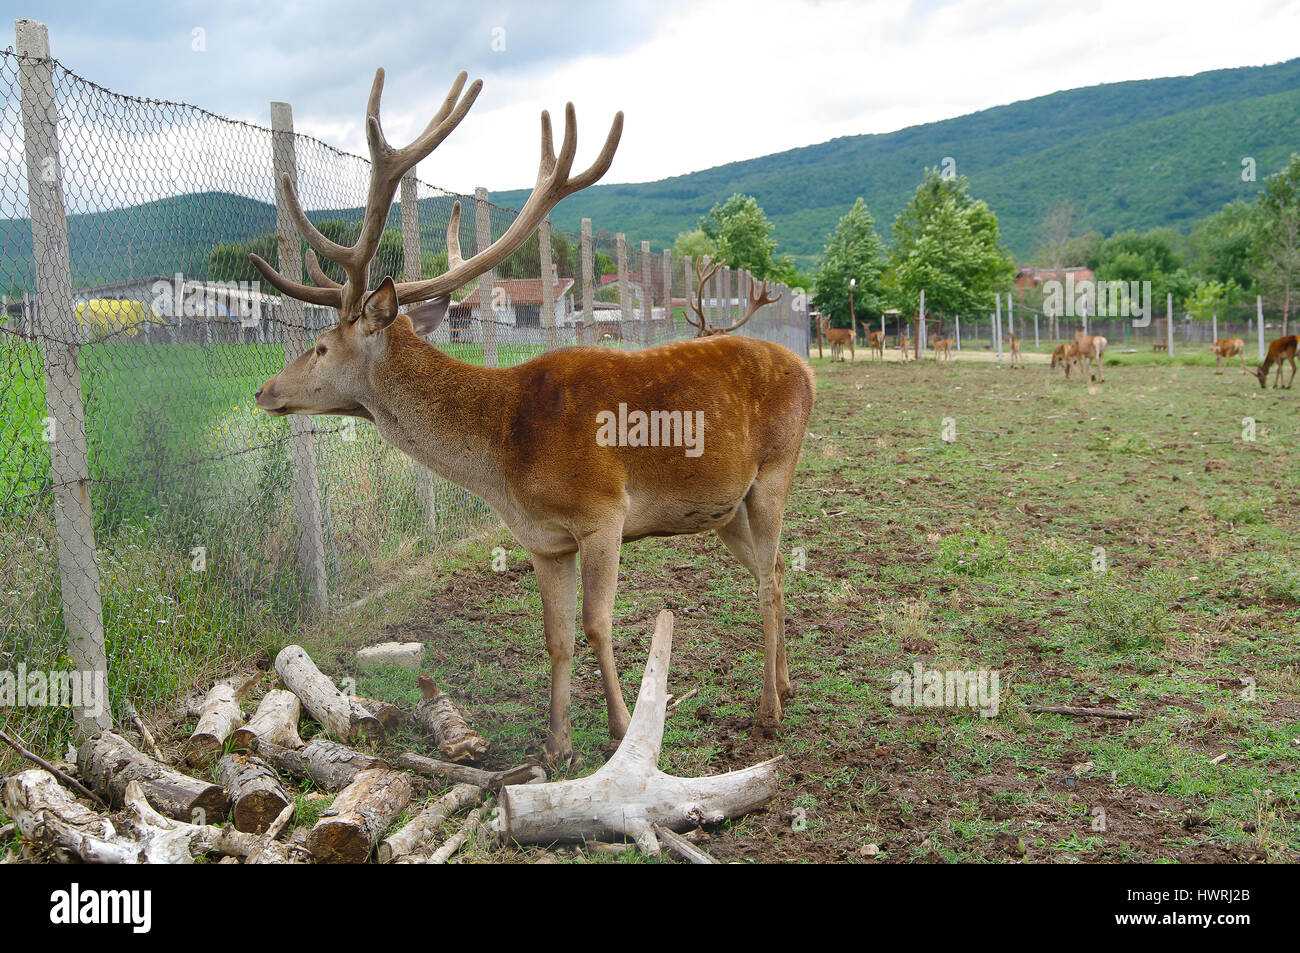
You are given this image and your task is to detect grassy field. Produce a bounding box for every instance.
[225,353,1294,864]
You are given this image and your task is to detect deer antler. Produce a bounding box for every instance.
[250,70,622,316]
[686,256,724,337]
[394,103,623,306]
[714,275,780,334]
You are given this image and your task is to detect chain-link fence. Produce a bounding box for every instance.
[0,37,809,765]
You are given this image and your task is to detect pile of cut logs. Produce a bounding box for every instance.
[2,611,779,864]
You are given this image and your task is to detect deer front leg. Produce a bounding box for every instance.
[578,527,631,747]
[532,551,578,765]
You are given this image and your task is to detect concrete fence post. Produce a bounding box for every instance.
[640,240,652,346]
[474,187,498,367]
[616,233,631,334]
[540,215,556,349]
[17,18,111,732]
[662,248,673,344]
[1257,295,1265,361]
[269,100,329,615]
[580,217,594,345]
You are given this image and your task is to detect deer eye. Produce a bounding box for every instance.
[315,345,327,357]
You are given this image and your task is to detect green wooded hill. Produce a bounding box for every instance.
[2,57,1297,293]
[497,58,1300,266]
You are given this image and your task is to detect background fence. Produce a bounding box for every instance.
[0,26,808,763]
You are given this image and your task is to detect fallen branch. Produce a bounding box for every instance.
[1027,705,1138,720]
[497,610,781,854]
[653,822,719,864]
[396,752,544,790]
[275,645,382,743]
[0,729,106,809]
[378,783,484,863]
[415,676,489,763]
[428,806,485,864]
[123,699,165,761]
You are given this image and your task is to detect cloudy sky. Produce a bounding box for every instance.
[12,0,1300,194]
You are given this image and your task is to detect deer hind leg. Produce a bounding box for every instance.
[577,524,632,746]
[716,465,796,733]
[532,551,578,764]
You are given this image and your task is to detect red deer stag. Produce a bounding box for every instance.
[1255,335,1299,389]
[251,71,814,762]
[1211,337,1246,374]
[684,257,780,338]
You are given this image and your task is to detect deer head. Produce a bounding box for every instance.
[684,257,780,337]
[253,69,623,417]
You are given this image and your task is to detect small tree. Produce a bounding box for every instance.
[698,193,783,279]
[811,198,886,329]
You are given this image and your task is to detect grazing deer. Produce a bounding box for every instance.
[932,337,953,361]
[1049,342,1069,372]
[1008,334,1023,368]
[1066,331,1107,382]
[818,315,855,362]
[1254,335,1299,389]
[250,70,815,762]
[868,329,886,361]
[684,257,780,338]
[1211,337,1246,374]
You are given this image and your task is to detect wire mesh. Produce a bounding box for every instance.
[0,49,809,764]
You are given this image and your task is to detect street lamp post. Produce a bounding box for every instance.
[849,277,857,343]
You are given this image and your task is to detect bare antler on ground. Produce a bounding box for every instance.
[496,610,781,856]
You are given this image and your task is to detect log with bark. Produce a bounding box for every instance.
[496,610,781,856]
[2,770,305,864]
[355,696,407,734]
[184,680,245,768]
[232,689,304,751]
[274,645,383,743]
[306,768,412,863]
[378,782,484,863]
[252,736,388,791]
[395,752,545,790]
[216,754,292,834]
[415,675,489,762]
[77,730,229,824]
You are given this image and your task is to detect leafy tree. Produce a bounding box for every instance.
[1189,201,1257,293]
[1253,153,1300,333]
[811,198,887,328]
[698,193,787,279]
[885,169,1014,326]
[1094,228,1196,308]
[673,228,717,260]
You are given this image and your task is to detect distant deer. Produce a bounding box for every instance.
[899,333,913,362]
[818,315,855,362]
[685,257,780,338]
[932,338,953,361]
[1211,337,1246,374]
[1050,342,1069,372]
[250,69,813,761]
[1066,331,1107,382]
[1008,334,1023,368]
[1255,335,1299,389]
[868,329,886,361]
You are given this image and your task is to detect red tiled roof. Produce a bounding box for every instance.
[452,276,575,307]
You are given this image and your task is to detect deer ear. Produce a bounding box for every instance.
[405,296,450,336]
[359,277,400,335]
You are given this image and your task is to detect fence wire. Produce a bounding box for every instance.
[0,49,809,764]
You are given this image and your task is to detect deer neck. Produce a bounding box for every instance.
[361,329,508,508]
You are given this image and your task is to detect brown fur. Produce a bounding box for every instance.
[258,280,815,760]
[932,338,953,361]
[868,329,886,361]
[1211,337,1245,374]
[1255,335,1299,389]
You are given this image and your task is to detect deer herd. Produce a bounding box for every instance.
[252,68,1297,770]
